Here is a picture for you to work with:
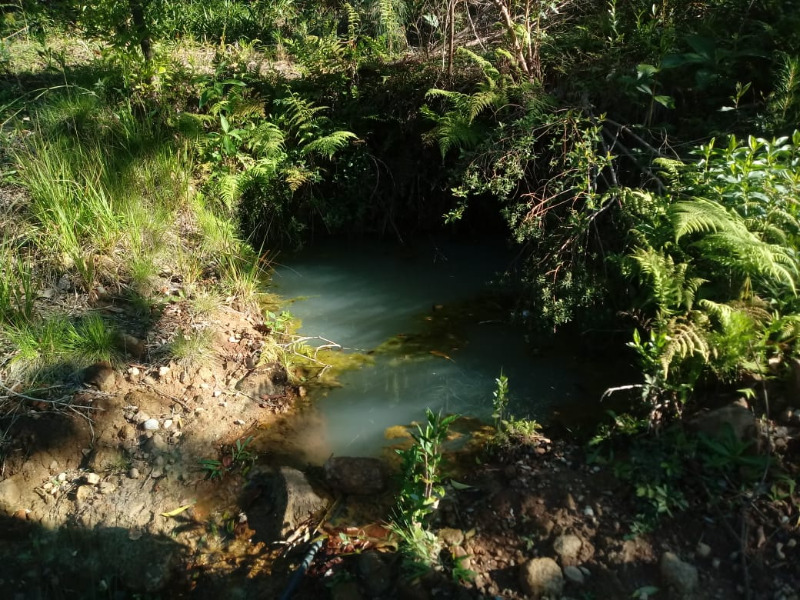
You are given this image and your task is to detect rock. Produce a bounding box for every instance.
[563,565,585,585]
[439,527,465,547]
[688,400,758,444]
[660,552,698,598]
[0,477,22,514]
[133,412,151,426]
[696,542,711,558]
[128,467,140,479]
[120,334,147,359]
[75,485,93,505]
[324,456,387,495]
[252,467,330,540]
[85,472,101,485]
[554,534,583,561]
[146,434,168,453]
[142,418,159,431]
[158,366,170,377]
[357,551,394,597]
[520,557,564,599]
[99,481,116,495]
[83,362,115,392]
[331,580,364,600]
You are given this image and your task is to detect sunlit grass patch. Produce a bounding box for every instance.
[3,312,120,381]
[166,326,215,368]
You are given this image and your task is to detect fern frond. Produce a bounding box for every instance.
[671,198,736,239]
[230,97,265,120]
[301,130,357,160]
[630,247,706,314]
[661,314,711,377]
[249,121,286,159]
[283,166,312,192]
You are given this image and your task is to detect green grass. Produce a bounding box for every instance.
[4,312,119,380]
[166,327,216,368]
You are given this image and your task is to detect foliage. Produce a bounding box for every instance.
[619,132,800,413]
[392,408,458,566]
[193,76,358,249]
[200,436,256,480]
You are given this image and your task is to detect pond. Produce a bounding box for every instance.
[267,237,615,461]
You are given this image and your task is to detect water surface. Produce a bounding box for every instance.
[269,238,587,459]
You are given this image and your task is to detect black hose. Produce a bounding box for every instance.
[278,537,325,600]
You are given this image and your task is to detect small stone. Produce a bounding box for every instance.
[711,557,721,569]
[49,460,59,472]
[234,419,245,425]
[143,375,157,386]
[163,419,173,429]
[142,418,159,431]
[133,411,151,425]
[75,485,92,502]
[787,538,797,548]
[439,528,465,547]
[147,434,168,453]
[99,481,116,495]
[229,336,239,343]
[696,542,711,558]
[128,367,140,378]
[776,542,786,560]
[57,472,67,483]
[553,534,583,561]
[563,565,585,585]
[158,366,170,377]
[128,467,140,479]
[213,389,222,397]
[151,468,163,479]
[84,472,101,485]
[660,552,698,597]
[583,506,594,517]
[520,557,564,598]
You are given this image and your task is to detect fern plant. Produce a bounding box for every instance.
[621,131,800,411]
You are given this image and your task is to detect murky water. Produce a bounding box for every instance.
[268,238,594,460]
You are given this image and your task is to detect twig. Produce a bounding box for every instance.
[600,384,644,401]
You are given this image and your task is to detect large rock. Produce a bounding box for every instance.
[520,557,564,599]
[246,467,330,542]
[324,456,387,495]
[660,551,698,598]
[0,476,22,514]
[688,400,758,443]
[274,467,329,538]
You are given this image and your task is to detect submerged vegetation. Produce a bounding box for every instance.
[0,0,799,596]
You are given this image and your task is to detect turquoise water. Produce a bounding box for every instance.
[270,238,590,459]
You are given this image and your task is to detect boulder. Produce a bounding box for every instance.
[324,456,387,495]
[688,400,758,444]
[520,557,564,599]
[246,467,330,542]
[660,551,698,598]
[0,476,22,514]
